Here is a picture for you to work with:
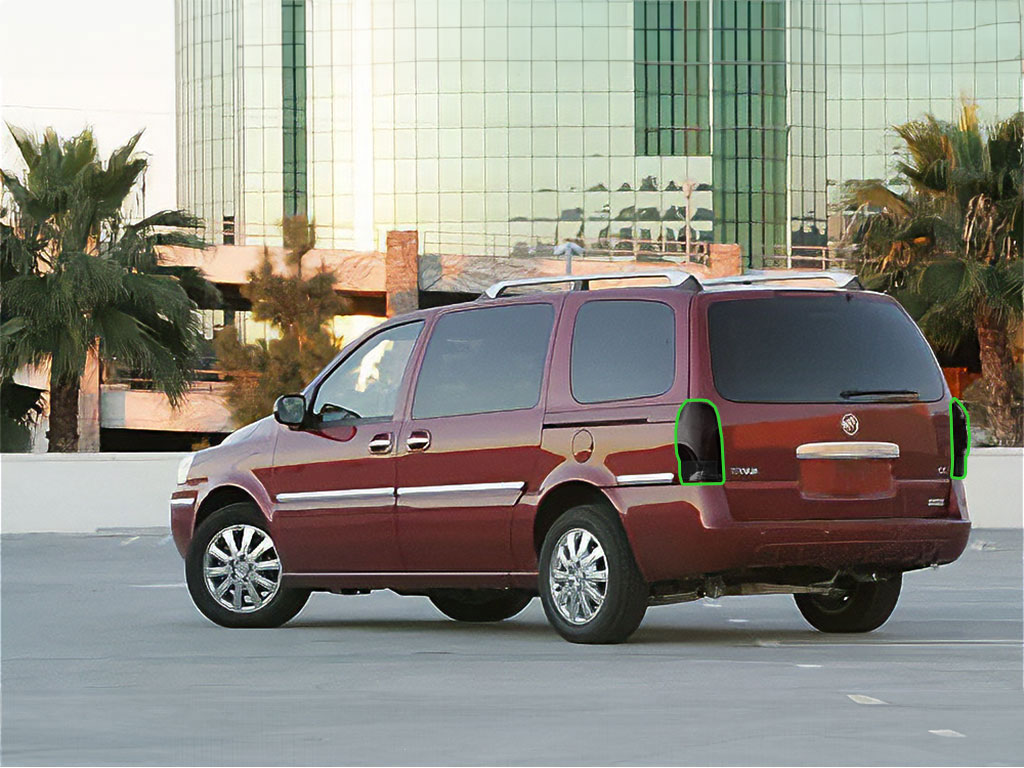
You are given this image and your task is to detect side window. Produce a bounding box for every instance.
[571,299,675,403]
[412,303,555,419]
[312,321,423,423]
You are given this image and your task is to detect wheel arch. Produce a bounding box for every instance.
[532,481,619,555]
[194,485,263,533]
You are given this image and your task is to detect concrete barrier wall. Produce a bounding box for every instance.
[1,453,185,534]
[962,447,1022,529]
[1,448,1020,534]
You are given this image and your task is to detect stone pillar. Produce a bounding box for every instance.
[385,230,419,317]
[706,243,743,278]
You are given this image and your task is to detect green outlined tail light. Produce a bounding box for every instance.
[949,398,970,480]
[675,399,725,485]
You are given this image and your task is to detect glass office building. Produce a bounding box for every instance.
[176,0,1024,266]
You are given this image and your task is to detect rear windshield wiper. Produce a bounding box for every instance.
[840,389,920,401]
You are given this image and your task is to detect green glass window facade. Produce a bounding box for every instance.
[787,0,827,254]
[712,0,787,263]
[176,0,1022,263]
[282,0,307,218]
[634,0,711,156]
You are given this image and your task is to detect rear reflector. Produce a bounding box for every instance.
[675,399,724,485]
[949,398,970,479]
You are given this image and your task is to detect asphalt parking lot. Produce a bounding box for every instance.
[1,529,1021,766]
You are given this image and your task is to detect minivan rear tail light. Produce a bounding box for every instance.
[949,398,970,479]
[675,399,725,484]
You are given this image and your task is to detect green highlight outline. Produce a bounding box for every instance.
[674,398,726,486]
[949,397,971,480]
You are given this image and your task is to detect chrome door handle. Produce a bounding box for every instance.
[406,430,431,451]
[368,433,393,455]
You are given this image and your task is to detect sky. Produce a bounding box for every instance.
[0,0,177,213]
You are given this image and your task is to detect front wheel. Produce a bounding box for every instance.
[538,504,648,644]
[794,574,902,633]
[186,503,310,628]
[429,589,532,622]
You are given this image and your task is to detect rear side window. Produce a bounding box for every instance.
[412,303,554,418]
[708,295,945,403]
[571,300,675,403]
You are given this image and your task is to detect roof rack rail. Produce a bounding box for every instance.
[481,270,700,299]
[702,271,862,289]
[480,269,861,299]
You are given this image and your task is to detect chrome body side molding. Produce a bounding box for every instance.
[276,482,527,508]
[616,472,677,486]
[275,487,395,504]
[397,481,525,508]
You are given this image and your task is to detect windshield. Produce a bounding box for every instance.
[708,294,945,403]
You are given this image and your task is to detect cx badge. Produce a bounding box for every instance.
[841,413,860,436]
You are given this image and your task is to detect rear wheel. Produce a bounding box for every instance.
[538,504,648,644]
[429,589,532,622]
[186,503,310,628]
[794,574,902,633]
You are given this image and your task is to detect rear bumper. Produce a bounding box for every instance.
[611,481,971,583]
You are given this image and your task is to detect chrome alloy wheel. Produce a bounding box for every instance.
[549,528,608,625]
[203,524,282,613]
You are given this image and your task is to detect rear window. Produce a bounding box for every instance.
[571,299,675,403]
[708,295,944,403]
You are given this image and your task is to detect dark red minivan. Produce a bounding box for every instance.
[171,271,971,644]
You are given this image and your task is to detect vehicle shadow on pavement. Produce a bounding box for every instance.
[274,616,825,646]
[283,617,555,637]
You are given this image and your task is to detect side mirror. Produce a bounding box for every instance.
[273,394,307,427]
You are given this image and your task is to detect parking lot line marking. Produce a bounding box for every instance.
[929,730,966,738]
[847,694,887,705]
[728,619,749,623]
[796,664,822,668]
[119,536,140,546]
[763,639,1018,647]
[130,583,186,589]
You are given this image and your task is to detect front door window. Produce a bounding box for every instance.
[312,322,423,423]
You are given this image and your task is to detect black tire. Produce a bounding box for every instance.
[538,504,648,644]
[186,502,310,628]
[794,574,902,633]
[429,589,533,622]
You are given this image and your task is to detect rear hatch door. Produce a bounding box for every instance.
[691,290,951,521]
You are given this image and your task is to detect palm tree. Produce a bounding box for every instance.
[1,125,215,451]
[838,106,1023,445]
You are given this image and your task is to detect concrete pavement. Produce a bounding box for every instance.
[1,529,1021,765]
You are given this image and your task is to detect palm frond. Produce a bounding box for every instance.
[1,125,212,419]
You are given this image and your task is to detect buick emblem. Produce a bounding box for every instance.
[841,413,860,436]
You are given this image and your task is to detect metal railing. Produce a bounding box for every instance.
[104,369,229,393]
[765,245,851,271]
[419,230,712,265]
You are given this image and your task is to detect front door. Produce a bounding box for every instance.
[268,321,424,573]
[395,301,558,573]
